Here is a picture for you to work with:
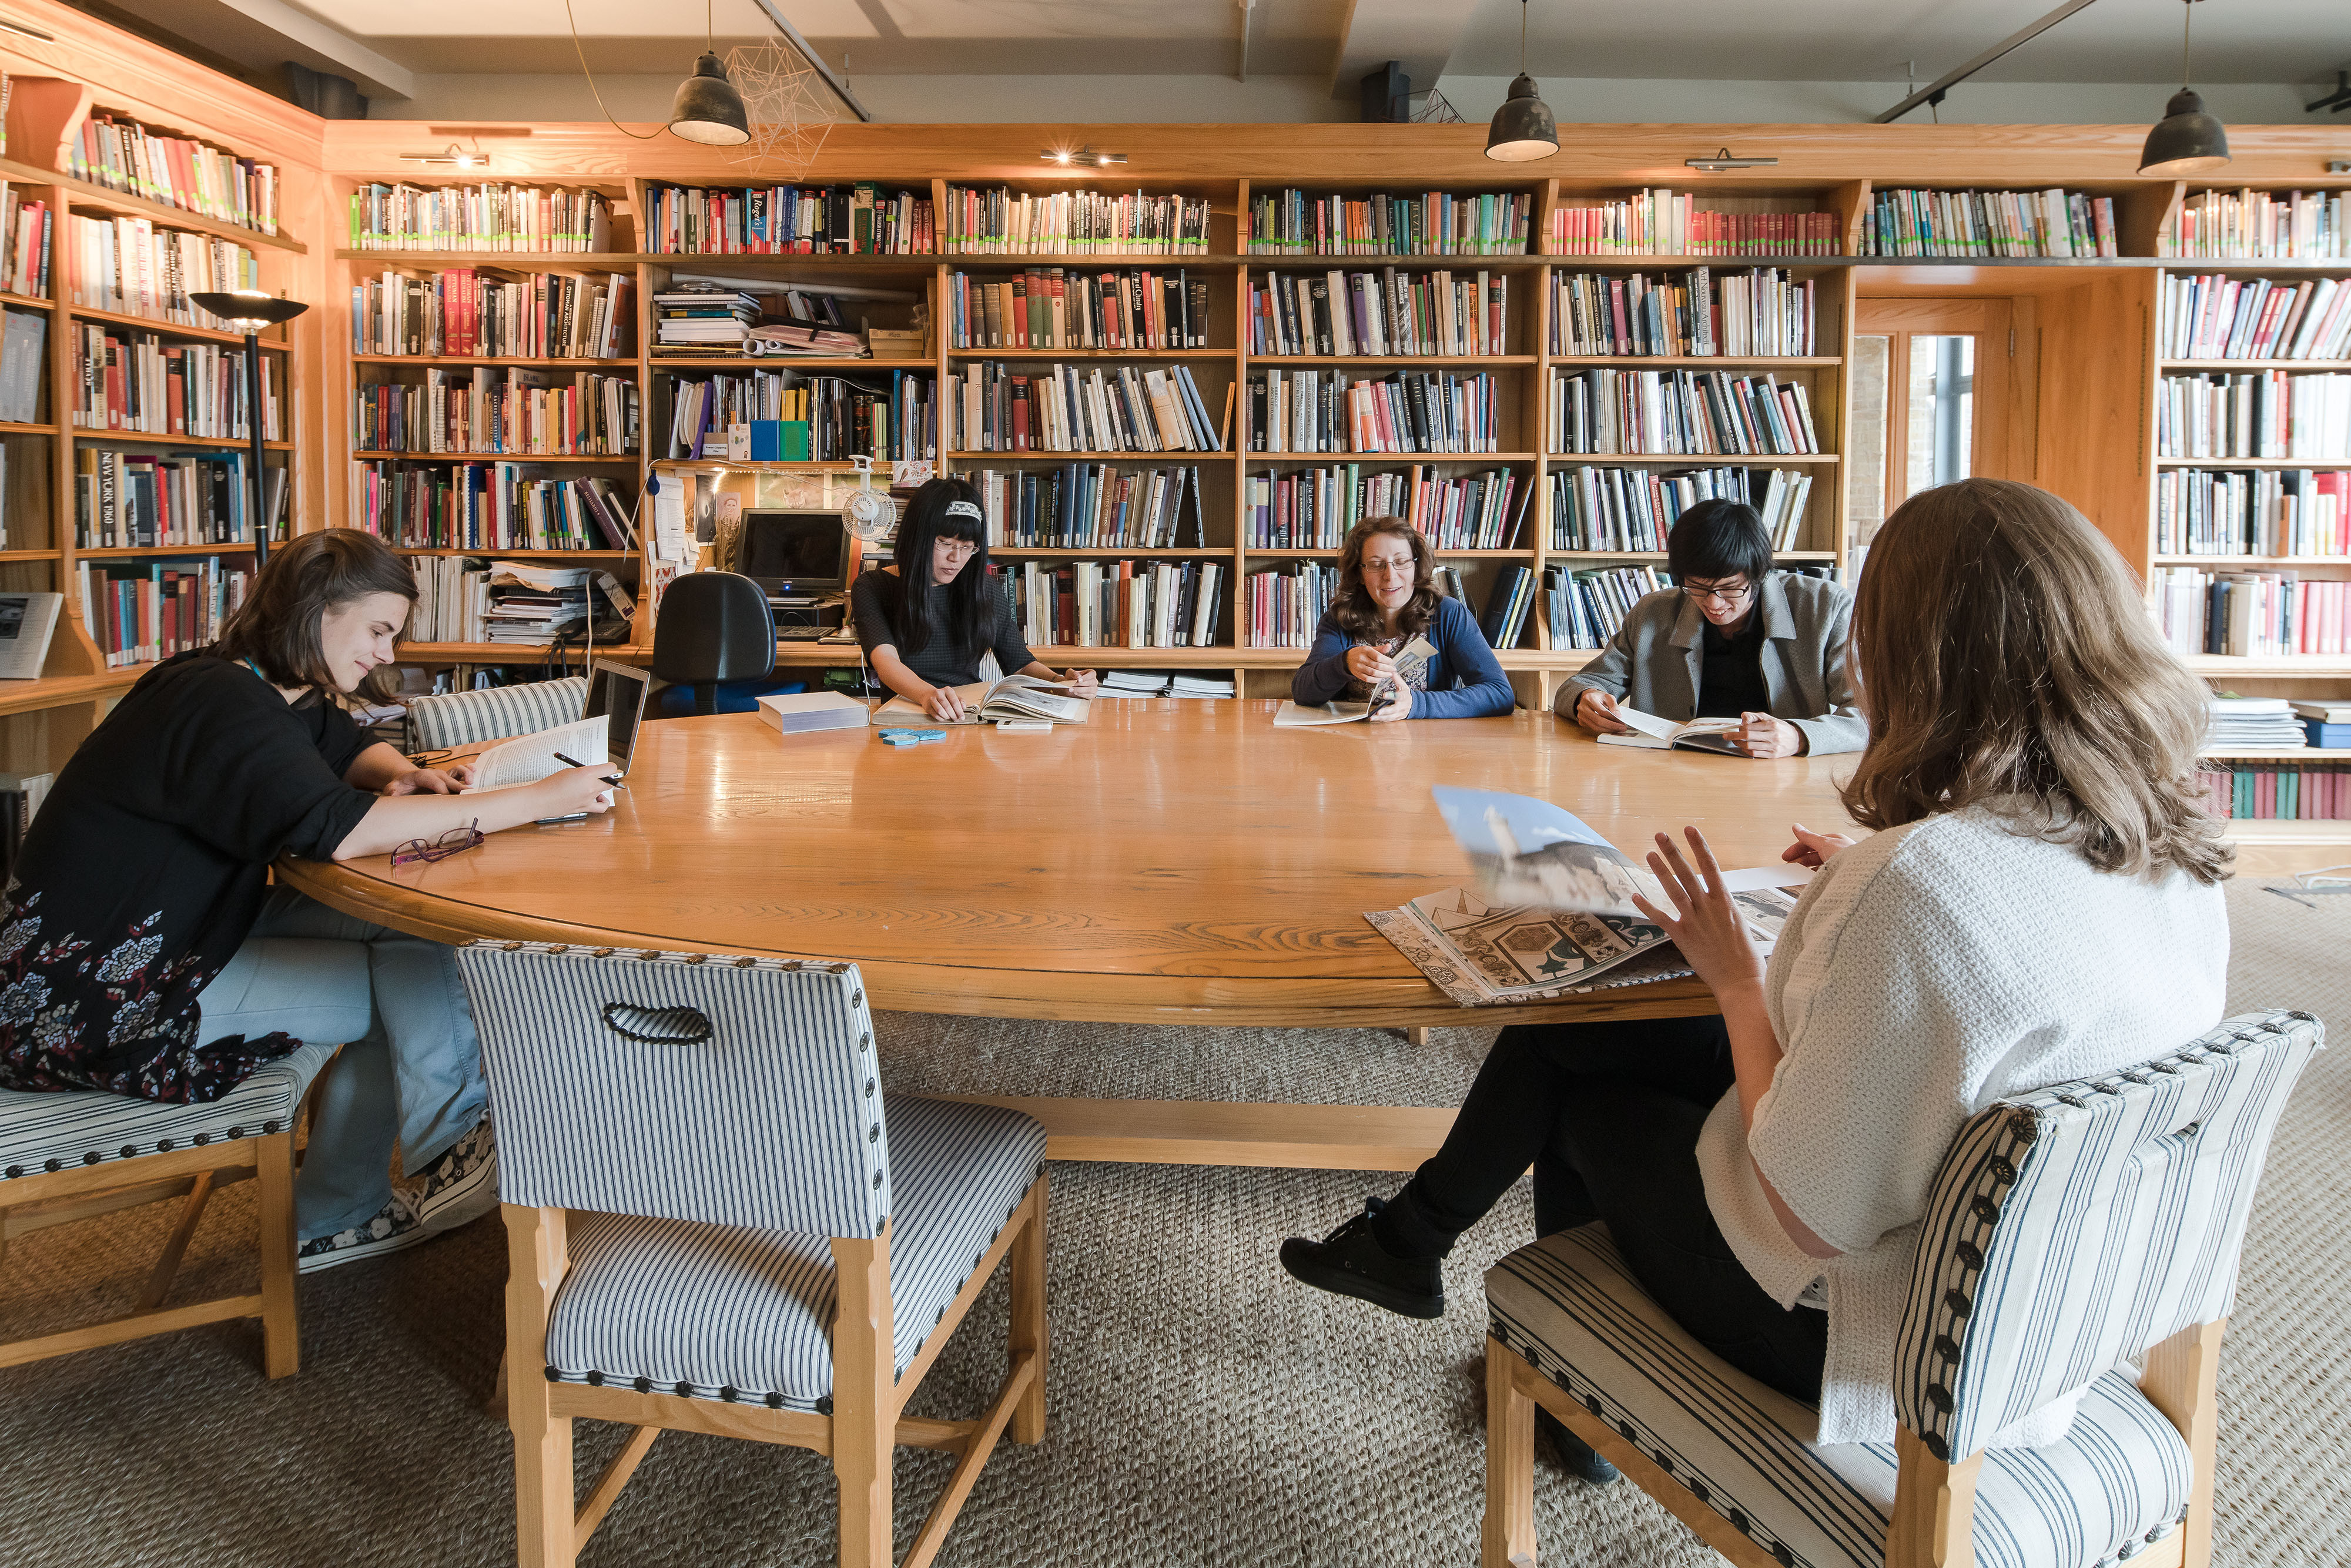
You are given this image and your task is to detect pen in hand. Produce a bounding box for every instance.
[552,752,627,790]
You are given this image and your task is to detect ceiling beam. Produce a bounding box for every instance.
[1327,0,1483,100]
[112,0,416,101]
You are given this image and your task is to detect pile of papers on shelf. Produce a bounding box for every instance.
[744,319,865,357]
[1091,671,1236,699]
[654,284,762,352]
[2204,695,2306,749]
[480,562,628,645]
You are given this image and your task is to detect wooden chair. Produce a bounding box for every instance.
[0,1039,339,1375]
[1481,1007,2325,1568]
[456,942,1048,1568]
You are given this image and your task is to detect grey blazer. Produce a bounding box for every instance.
[1555,572,1867,755]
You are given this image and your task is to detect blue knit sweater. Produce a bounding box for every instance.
[1291,595,1514,718]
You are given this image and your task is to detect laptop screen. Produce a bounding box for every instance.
[582,662,654,775]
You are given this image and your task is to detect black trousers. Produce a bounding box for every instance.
[1375,1014,1828,1403]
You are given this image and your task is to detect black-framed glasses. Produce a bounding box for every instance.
[391,820,484,868]
[1679,578,1756,605]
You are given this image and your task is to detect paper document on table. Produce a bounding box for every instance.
[467,716,609,793]
[1274,700,1369,726]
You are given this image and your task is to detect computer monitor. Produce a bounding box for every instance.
[581,661,654,775]
[740,511,849,597]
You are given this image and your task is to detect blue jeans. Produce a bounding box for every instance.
[194,886,485,1240]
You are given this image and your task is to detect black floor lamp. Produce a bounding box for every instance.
[189,290,307,568]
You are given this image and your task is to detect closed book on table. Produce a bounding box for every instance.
[755,691,870,735]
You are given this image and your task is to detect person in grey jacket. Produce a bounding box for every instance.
[1555,499,1864,757]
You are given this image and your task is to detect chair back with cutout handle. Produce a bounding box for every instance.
[1897,1008,2322,1460]
[454,943,890,1238]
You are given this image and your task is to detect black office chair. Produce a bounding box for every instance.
[651,572,776,717]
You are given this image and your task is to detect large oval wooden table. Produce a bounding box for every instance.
[281,701,1857,1172]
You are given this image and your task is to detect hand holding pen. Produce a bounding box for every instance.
[553,752,627,790]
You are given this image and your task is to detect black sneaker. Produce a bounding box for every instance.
[1536,1407,1621,1486]
[1278,1197,1445,1319]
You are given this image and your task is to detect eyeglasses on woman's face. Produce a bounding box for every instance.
[1679,577,1755,607]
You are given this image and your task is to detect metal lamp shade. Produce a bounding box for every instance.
[2139,88,2231,176]
[1485,73,1558,163]
[669,52,751,146]
[189,290,309,331]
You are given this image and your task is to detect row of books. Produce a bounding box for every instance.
[347,183,616,253]
[946,362,1220,455]
[941,187,1214,256]
[2160,190,2349,260]
[991,558,1225,649]
[73,327,280,440]
[351,370,638,457]
[643,183,933,255]
[2195,763,2351,821]
[2155,469,2351,557]
[1244,190,1532,256]
[948,268,1211,351]
[0,309,43,423]
[69,112,279,236]
[0,771,53,891]
[350,268,634,359]
[1549,368,1822,457]
[1243,465,1527,551]
[352,463,638,552]
[2158,274,2351,363]
[79,557,250,668]
[2156,372,2351,461]
[1857,187,2118,259]
[1548,268,1817,359]
[0,189,49,297]
[1548,564,1663,649]
[1471,564,1538,649]
[1550,464,1813,554]
[670,370,933,462]
[968,464,1204,549]
[67,214,262,331]
[76,448,282,548]
[1248,368,1501,455]
[1247,268,1509,359]
[1546,194,1838,257]
[651,283,867,356]
[1244,561,1338,648]
[2154,569,2351,656]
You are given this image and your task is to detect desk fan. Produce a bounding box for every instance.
[841,455,896,545]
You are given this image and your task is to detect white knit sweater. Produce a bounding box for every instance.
[1694,804,2229,1447]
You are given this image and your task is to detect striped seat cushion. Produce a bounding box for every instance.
[1488,1226,2192,1568]
[544,1094,1046,1410]
[0,1041,336,1180]
[406,677,588,752]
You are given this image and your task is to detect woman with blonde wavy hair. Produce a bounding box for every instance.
[1281,478,2230,1473]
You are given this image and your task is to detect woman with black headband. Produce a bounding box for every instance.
[850,475,1097,721]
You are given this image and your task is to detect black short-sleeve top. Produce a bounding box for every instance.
[0,651,377,1103]
[850,568,1035,690]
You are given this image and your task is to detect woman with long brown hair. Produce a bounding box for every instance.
[1282,478,2231,1471]
[1290,516,1513,720]
[0,530,615,1271]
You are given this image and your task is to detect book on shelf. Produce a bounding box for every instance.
[1548,564,1664,650]
[1245,560,1341,648]
[78,556,249,667]
[0,769,52,889]
[66,215,260,330]
[474,562,625,645]
[2161,190,2348,260]
[2155,468,2350,557]
[1246,465,1407,549]
[2154,568,2349,656]
[1547,192,1836,258]
[668,370,935,463]
[654,283,763,351]
[645,182,933,255]
[1548,267,1815,358]
[77,449,278,548]
[2293,700,2351,724]
[1549,367,1820,457]
[989,557,1223,649]
[2155,371,2351,461]
[875,674,1093,725]
[73,326,281,440]
[744,320,865,358]
[0,184,51,298]
[0,307,45,422]
[946,361,1220,454]
[972,463,1202,548]
[1858,187,2116,259]
[942,186,1212,256]
[353,461,635,552]
[2203,696,2305,748]
[949,267,1209,351]
[1248,367,1500,455]
[1245,189,1531,256]
[352,368,637,457]
[1552,464,1811,552]
[1249,267,1506,357]
[1476,564,1536,648]
[408,554,488,641]
[2159,274,2351,364]
[0,592,61,679]
[1097,669,1233,699]
[2196,759,2350,820]
[69,110,279,236]
[348,183,614,253]
[351,267,634,359]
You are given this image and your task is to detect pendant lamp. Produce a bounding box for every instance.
[1484,0,1558,163]
[2139,0,2229,176]
[668,0,751,145]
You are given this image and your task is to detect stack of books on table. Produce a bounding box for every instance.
[654,286,762,354]
[1097,671,1234,699]
[2204,696,2307,749]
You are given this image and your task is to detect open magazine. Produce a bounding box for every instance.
[1364,788,1806,1006]
[1597,705,1746,754]
[875,674,1091,725]
[1272,634,1435,727]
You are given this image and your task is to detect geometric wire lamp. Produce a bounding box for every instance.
[187,290,306,568]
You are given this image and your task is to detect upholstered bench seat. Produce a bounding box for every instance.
[544,1094,1047,1410]
[0,1040,337,1181]
[1487,1225,2193,1568]
[406,676,590,752]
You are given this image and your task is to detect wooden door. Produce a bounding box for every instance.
[1848,298,2029,561]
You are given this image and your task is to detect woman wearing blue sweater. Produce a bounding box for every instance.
[1291,517,1514,720]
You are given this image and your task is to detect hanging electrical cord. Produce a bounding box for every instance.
[564,0,662,139]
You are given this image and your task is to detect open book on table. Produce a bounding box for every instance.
[1363,788,1807,1007]
[1271,634,1435,727]
[874,674,1091,725]
[462,716,611,794]
[1596,705,1746,754]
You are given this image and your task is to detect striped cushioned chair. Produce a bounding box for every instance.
[406,676,589,753]
[1481,1007,2323,1568]
[455,942,1048,1568]
[0,1038,336,1375]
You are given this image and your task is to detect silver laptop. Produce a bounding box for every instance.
[581,661,654,777]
